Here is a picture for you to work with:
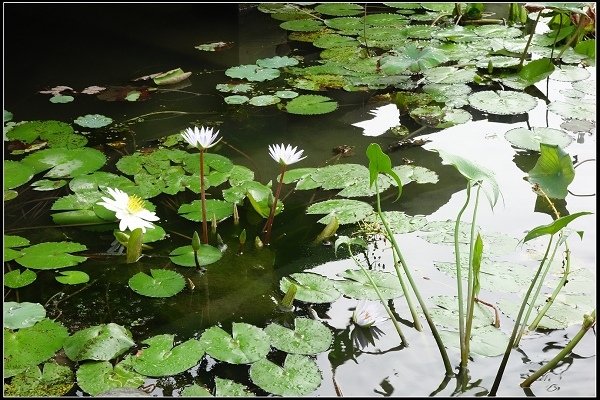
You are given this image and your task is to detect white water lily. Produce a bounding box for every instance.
[352,301,389,328]
[268,143,306,166]
[97,188,159,233]
[181,126,221,150]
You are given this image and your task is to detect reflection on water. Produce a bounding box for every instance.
[4,3,596,397]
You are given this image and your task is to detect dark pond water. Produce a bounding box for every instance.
[4,3,596,397]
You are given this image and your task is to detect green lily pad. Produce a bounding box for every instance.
[364,211,428,234]
[306,199,374,224]
[224,95,250,105]
[225,65,280,82]
[468,90,538,115]
[265,318,333,355]
[439,325,509,357]
[284,94,338,115]
[410,105,472,128]
[334,269,404,300]
[153,68,192,85]
[4,109,13,122]
[312,33,358,48]
[216,83,254,93]
[249,95,281,106]
[128,269,186,298]
[4,160,35,190]
[315,3,363,16]
[505,127,573,151]
[4,235,30,262]
[256,56,299,68]
[6,120,74,144]
[4,269,37,288]
[49,95,74,103]
[280,19,324,32]
[280,272,341,303]
[4,190,18,201]
[31,179,68,191]
[215,377,255,397]
[423,66,478,84]
[55,270,90,285]
[527,143,575,199]
[63,323,135,362]
[74,114,113,128]
[76,356,145,396]
[3,362,74,396]
[178,199,234,222]
[550,65,591,82]
[194,41,233,51]
[15,241,87,270]
[381,44,448,74]
[200,323,270,364]
[4,302,46,329]
[548,99,596,122]
[249,354,322,396]
[21,147,106,178]
[274,90,299,99]
[4,318,69,376]
[392,165,439,186]
[169,244,222,267]
[181,384,212,396]
[132,334,205,377]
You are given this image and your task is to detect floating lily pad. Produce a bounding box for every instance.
[560,119,596,133]
[224,95,249,105]
[169,244,222,267]
[423,66,478,84]
[307,199,374,224]
[128,269,186,298]
[280,19,324,31]
[439,325,509,357]
[49,95,74,104]
[505,127,573,151]
[572,79,596,96]
[527,143,575,199]
[55,270,90,285]
[249,95,281,106]
[550,65,591,82]
[200,323,270,364]
[225,65,280,82]
[249,354,322,396]
[284,94,338,115]
[194,41,233,51]
[216,83,254,93]
[315,3,363,16]
[74,114,113,128]
[548,100,596,122]
[132,334,205,377]
[334,269,404,300]
[4,362,74,396]
[265,318,333,355]
[4,235,30,262]
[76,356,145,396]
[21,147,106,178]
[4,269,37,289]
[4,160,35,190]
[4,318,69,376]
[153,68,192,85]
[364,211,428,234]
[381,44,448,74]
[181,384,212,397]
[4,302,46,329]
[274,90,298,99]
[31,179,68,191]
[280,272,341,303]
[215,377,255,397]
[5,120,84,148]
[15,241,87,270]
[256,56,299,68]
[63,323,135,362]
[468,90,538,115]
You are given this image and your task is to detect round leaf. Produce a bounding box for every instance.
[63,323,135,362]
[128,269,186,298]
[334,269,404,300]
[76,356,145,396]
[21,147,106,178]
[4,269,37,289]
[468,90,538,115]
[224,95,249,105]
[280,272,341,303]
[280,19,324,31]
[505,127,573,151]
[4,161,35,190]
[306,199,374,225]
[4,302,46,329]
[248,95,281,106]
[3,362,74,396]
[55,270,90,285]
[315,3,363,16]
[181,384,212,397]
[256,56,299,68]
[132,334,205,377]
[265,318,332,355]
[225,65,280,82]
[285,95,338,115]
[74,114,113,128]
[215,377,255,397]
[200,323,270,364]
[169,244,222,267]
[178,199,234,222]
[15,241,87,269]
[249,354,322,396]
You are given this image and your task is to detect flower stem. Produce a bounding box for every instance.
[263,164,286,245]
[200,150,208,244]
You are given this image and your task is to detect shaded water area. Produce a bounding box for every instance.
[3,3,596,397]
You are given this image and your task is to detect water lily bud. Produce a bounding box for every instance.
[114,231,130,246]
[255,235,264,249]
[233,203,240,225]
[239,229,247,245]
[211,213,217,234]
[216,233,225,247]
[192,231,201,252]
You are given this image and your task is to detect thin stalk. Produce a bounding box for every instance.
[556,14,586,59]
[518,10,542,68]
[263,164,287,245]
[464,183,482,366]
[200,150,208,244]
[490,235,554,396]
[348,248,408,346]
[514,233,561,347]
[375,179,453,376]
[520,309,596,388]
[528,244,570,331]
[454,183,472,370]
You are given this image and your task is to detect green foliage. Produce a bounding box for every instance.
[4,302,46,329]
[381,44,448,74]
[4,362,74,396]
[314,3,363,16]
[169,244,222,267]
[225,65,280,82]
[5,120,86,149]
[249,354,322,396]
[132,334,205,377]
[523,212,592,243]
[153,68,192,85]
[21,147,106,178]
[4,160,35,190]
[284,94,338,115]
[215,377,255,397]
[73,114,113,128]
[366,143,402,199]
[548,99,596,121]
[505,127,573,151]
[334,269,405,300]
[526,143,575,199]
[306,199,374,225]
[468,90,538,115]
[199,323,270,364]
[128,269,186,298]
[280,19,324,32]
[76,356,145,396]
[280,272,341,303]
[248,95,281,106]
[265,318,333,355]
[4,235,30,262]
[55,270,90,285]
[15,241,87,269]
[63,323,135,361]
[256,55,299,68]
[4,269,37,288]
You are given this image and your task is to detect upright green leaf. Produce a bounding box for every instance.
[523,212,592,243]
[366,143,402,200]
[527,143,575,199]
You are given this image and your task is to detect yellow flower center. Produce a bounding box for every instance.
[127,195,146,213]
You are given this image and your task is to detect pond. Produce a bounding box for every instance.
[3,3,596,397]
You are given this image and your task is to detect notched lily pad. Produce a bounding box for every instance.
[468,90,538,115]
[74,114,113,128]
[225,65,280,82]
[76,356,145,396]
[505,127,573,151]
[265,318,333,355]
[55,270,90,285]
[306,199,374,225]
[63,323,135,362]
[334,269,404,300]
[169,244,222,267]
[280,272,341,303]
[4,362,74,396]
[249,354,322,396]
[132,334,205,377]
[4,302,46,329]
[4,269,37,289]
[284,94,338,115]
[128,269,186,298]
[15,241,87,269]
[200,323,270,364]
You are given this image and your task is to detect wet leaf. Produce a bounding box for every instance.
[181,384,212,396]
[215,377,255,397]
[15,241,87,269]
[128,269,186,298]
[548,99,596,122]
[335,269,404,300]
[284,94,338,115]
[315,3,363,16]
[505,127,573,151]
[31,179,68,191]
[132,334,204,377]
[76,356,145,396]
[55,270,90,285]
[280,272,341,303]
[4,235,30,262]
[256,56,299,68]
[550,65,591,82]
[274,90,298,99]
[216,83,254,93]
[248,95,281,106]
[63,323,135,362]
[439,325,509,356]
[265,318,333,355]
[200,323,270,364]
[4,362,74,396]
[225,65,280,82]
[4,269,37,288]
[195,41,234,51]
[169,244,222,267]
[364,211,428,234]
[381,44,448,74]
[526,143,575,199]
[249,354,322,396]
[49,94,74,103]
[21,147,106,178]
[224,95,250,104]
[4,160,34,190]
[468,90,538,115]
[423,66,478,84]
[153,68,192,85]
[74,114,113,128]
[280,19,324,31]
[3,302,46,329]
[178,199,234,222]
[306,199,374,225]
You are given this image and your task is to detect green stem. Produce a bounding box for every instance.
[454,183,472,370]
[528,244,570,331]
[348,248,408,346]
[556,15,586,59]
[464,183,482,367]
[490,235,554,395]
[514,233,561,347]
[200,150,208,244]
[263,164,287,245]
[375,179,453,376]
[521,309,596,388]
[518,10,542,69]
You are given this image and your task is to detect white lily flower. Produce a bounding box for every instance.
[268,143,306,166]
[181,126,221,150]
[97,188,159,233]
[352,300,389,328]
